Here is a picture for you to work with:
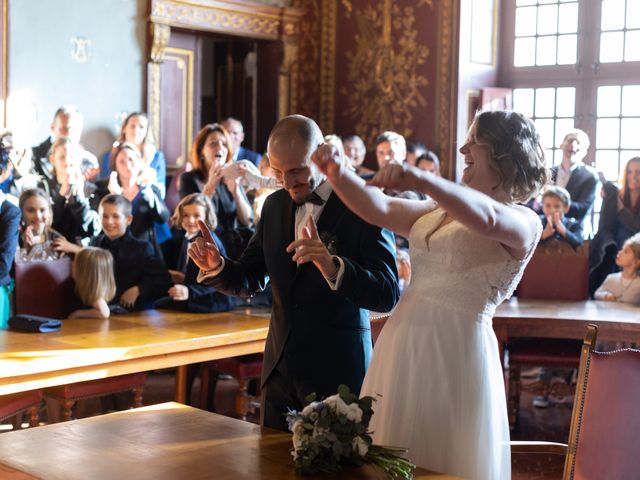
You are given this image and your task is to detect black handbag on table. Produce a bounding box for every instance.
[8,314,62,332]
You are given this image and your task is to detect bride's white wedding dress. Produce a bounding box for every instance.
[362,208,539,480]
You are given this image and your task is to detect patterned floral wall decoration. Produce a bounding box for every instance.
[339,0,431,146]
[293,0,321,121]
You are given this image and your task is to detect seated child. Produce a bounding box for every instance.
[539,186,583,249]
[17,188,63,261]
[594,232,640,304]
[155,193,234,313]
[90,194,171,310]
[69,247,116,318]
[0,146,20,329]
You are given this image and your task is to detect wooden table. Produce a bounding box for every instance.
[0,309,270,402]
[0,403,460,480]
[493,298,640,359]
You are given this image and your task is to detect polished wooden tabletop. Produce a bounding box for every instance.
[0,403,460,480]
[494,297,640,342]
[0,308,270,396]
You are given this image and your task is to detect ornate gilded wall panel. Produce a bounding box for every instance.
[151,0,283,40]
[294,0,322,124]
[335,0,432,148]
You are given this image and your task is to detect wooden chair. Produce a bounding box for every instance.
[0,390,43,430]
[508,240,588,428]
[44,373,147,422]
[14,258,147,422]
[512,324,640,479]
[199,355,263,421]
[13,258,75,318]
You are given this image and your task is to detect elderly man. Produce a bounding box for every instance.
[221,117,262,166]
[190,114,399,431]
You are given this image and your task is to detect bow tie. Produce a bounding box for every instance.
[295,191,325,207]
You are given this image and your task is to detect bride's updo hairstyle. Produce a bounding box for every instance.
[473,110,548,203]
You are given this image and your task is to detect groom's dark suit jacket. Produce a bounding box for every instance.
[201,188,399,397]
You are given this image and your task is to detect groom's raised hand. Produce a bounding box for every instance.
[188,220,222,272]
[286,216,338,279]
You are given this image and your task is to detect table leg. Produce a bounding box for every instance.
[175,365,187,404]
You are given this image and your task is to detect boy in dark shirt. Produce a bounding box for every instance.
[539,186,583,249]
[91,194,171,310]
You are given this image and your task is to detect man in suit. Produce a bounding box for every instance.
[221,117,262,166]
[190,115,399,431]
[32,105,99,181]
[550,129,599,238]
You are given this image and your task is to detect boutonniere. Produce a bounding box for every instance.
[320,231,338,255]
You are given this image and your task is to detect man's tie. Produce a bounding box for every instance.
[295,191,325,207]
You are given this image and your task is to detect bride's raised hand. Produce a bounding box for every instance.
[366,163,421,192]
[311,143,343,180]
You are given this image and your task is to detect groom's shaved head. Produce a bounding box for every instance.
[267,115,325,203]
[268,115,324,163]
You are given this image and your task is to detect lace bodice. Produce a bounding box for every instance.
[405,208,539,320]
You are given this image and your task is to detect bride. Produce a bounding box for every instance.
[312,110,548,479]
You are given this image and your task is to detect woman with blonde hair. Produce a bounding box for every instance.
[69,247,116,318]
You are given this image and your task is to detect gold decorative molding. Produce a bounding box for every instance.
[148,22,171,146]
[319,0,337,133]
[150,22,171,64]
[151,0,303,40]
[340,1,430,146]
[436,0,458,179]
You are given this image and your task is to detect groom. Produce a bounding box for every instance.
[189,114,399,431]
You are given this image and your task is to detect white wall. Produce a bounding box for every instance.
[7,0,147,156]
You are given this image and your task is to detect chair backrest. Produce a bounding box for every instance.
[13,257,75,318]
[564,325,640,479]
[518,240,589,301]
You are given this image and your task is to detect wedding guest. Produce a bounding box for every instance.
[405,141,427,166]
[545,129,598,236]
[221,117,261,166]
[415,150,441,177]
[0,146,20,329]
[539,186,583,249]
[312,110,547,479]
[155,193,234,313]
[396,248,411,294]
[589,156,640,296]
[375,131,406,169]
[40,138,100,252]
[95,142,170,257]
[189,114,399,432]
[180,123,253,259]
[32,105,99,181]
[68,247,116,318]
[343,135,373,178]
[90,194,171,310]
[17,188,63,261]
[99,112,166,196]
[594,232,640,304]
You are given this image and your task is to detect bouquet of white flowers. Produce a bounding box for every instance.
[286,384,415,478]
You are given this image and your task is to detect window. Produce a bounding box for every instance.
[502,0,640,182]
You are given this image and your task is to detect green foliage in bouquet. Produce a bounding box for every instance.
[286,384,415,478]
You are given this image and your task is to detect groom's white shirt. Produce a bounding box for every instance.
[197,180,346,290]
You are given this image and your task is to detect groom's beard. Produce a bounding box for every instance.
[308,164,326,192]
